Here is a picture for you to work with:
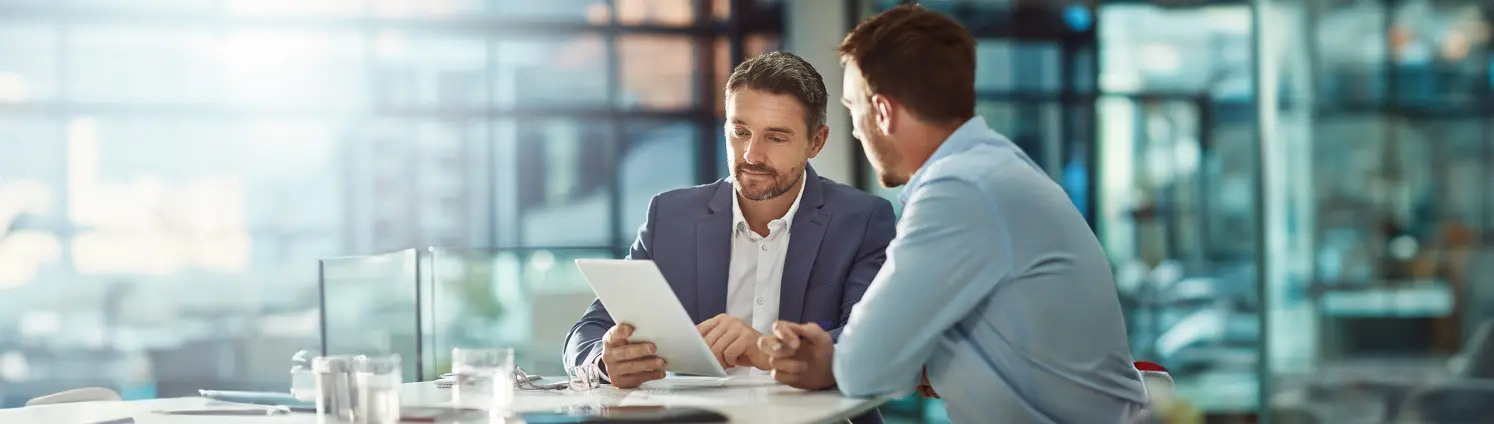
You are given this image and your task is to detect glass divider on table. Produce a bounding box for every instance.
[423,247,619,379]
[318,249,423,383]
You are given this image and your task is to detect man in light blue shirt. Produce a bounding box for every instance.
[757,5,1149,423]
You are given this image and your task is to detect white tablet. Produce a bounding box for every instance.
[574,259,728,378]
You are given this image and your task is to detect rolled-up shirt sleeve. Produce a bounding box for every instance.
[832,177,1010,397]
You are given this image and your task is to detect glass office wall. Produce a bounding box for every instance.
[859,1,1494,422]
[857,2,1264,420]
[0,0,780,407]
[1261,0,1494,422]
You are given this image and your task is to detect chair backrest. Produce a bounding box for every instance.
[1135,361,1175,398]
[1453,319,1494,379]
[25,387,122,406]
[1394,382,1494,423]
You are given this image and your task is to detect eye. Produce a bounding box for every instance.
[729,128,749,138]
[770,137,788,143]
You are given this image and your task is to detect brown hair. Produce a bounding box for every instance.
[838,4,977,125]
[725,51,829,132]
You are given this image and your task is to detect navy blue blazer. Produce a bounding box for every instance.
[562,164,895,375]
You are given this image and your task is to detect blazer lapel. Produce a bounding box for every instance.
[694,181,734,322]
[779,166,829,324]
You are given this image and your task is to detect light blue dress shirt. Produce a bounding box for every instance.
[834,117,1149,423]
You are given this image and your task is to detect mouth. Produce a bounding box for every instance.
[737,169,775,178]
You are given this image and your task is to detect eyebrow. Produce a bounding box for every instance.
[728,118,796,135]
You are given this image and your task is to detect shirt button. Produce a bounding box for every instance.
[760,244,769,251]
[756,297,764,305]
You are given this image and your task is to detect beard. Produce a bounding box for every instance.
[862,131,907,188]
[732,162,803,201]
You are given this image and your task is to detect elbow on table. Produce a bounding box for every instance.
[833,358,903,398]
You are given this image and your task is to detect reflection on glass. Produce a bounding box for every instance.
[495,36,610,107]
[615,0,693,26]
[619,120,698,248]
[375,32,485,109]
[618,35,695,109]
[1099,4,1252,98]
[714,35,781,118]
[0,24,56,103]
[1091,2,1262,415]
[1265,0,1494,421]
[66,0,218,11]
[0,0,738,409]
[320,250,420,382]
[66,27,222,104]
[508,119,613,247]
[488,0,611,22]
[428,248,613,377]
[355,119,487,251]
[974,41,1062,93]
[223,0,363,16]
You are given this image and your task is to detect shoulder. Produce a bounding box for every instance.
[646,179,727,214]
[816,176,894,217]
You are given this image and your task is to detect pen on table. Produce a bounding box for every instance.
[89,418,134,424]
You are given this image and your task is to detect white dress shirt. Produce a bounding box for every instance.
[723,172,804,374]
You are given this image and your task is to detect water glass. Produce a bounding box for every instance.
[451,347,515,411]
[354,354,402,424]
[312,356,355,422]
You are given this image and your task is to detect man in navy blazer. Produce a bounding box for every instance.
[563,52,896,395]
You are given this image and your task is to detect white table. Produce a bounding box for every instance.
[0,378,886,424]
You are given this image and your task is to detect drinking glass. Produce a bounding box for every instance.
[353,354,402,424]
[451,347,515,412]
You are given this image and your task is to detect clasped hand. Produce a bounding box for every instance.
[755,321,837,390]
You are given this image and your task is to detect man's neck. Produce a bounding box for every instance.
[737,177,804,237]
[899,120,965,178]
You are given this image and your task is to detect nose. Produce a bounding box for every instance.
[743,136,769,165]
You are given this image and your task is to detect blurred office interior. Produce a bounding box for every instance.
[1,0,1493,422]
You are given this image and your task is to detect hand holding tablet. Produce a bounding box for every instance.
[598,324,667,388]
[574,259,730,384]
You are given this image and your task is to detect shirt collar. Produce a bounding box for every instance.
[732,169,808,234]
[899,116,995,205]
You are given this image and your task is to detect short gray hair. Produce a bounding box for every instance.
[723,51,828,132]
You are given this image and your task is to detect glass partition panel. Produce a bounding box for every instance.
[426,247,615,378]
[1263,0,1494,421]
[319,249,421,381]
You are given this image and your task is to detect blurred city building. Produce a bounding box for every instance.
[3,0,1494,423]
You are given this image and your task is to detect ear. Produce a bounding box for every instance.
[807,125,829,159]
[871,94,895,135]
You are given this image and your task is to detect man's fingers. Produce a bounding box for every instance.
[771,321,802,350]
[639,370,667,382]
[602,342,650,363]
[604,324,634,346]
[771,368,800,385]
[606,342,656,362]
[768,357,808,374]
[703,321,732,348]
[777,322,832,346]
[759,334,797,358]
[798,322,833,346]
[696,315,723,335]
[608,356,666,377]
[723,337,753,367]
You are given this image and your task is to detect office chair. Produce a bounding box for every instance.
[1393,381,1494,424]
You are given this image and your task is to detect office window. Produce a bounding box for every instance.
[0,0,780,406]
